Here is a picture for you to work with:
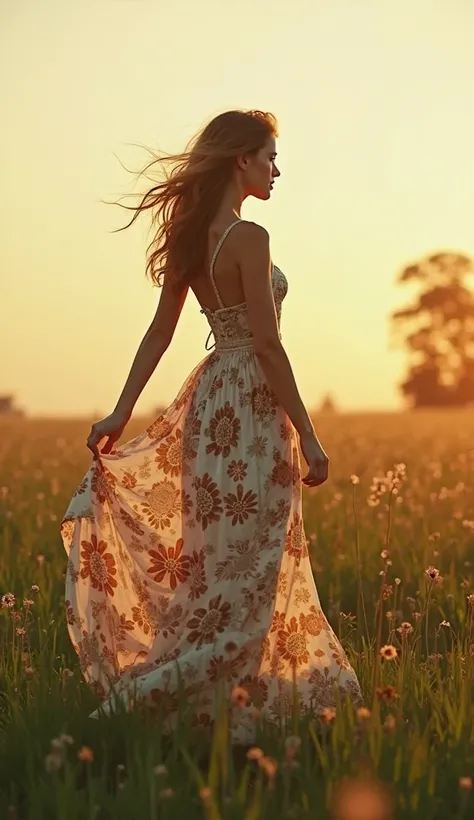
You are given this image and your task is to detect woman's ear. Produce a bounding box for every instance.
[236,154,249,171]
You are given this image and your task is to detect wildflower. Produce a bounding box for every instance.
[382,584,393,600]
[414,611,422,621]
[154,764,168,777]
[116,764,126,788]
[350,474,360,485]
[356,707,372,722]
[31,585,40,595]
[284,735,301,759]
[425,565,440,582]
[459,777,473,790]
[247,747,264,760]
[320,707,336,724]
[439,620,451,628]
[397,621,413,637]
[330,776,394,819]
[369,477,387,504]
[380,549,390,560]
[23,599,34,609]
[230,686,250,708]
[428,653,443,664]
[395,577,401,585]
[199,787,212,805]
[1,593,15,609]
[380,645,398,660]
[15,627,26,638]
[376,685,398,701]
[386,610,395,621]
[78,746,94,763]
[52,735,73,751]
[258,755,278,781]
[392,462,407,483]
[45,752,63,773]
[467,594,474,606]
[368,465,406,506]
[383,714,397,732]
[24,666,36,678]
[159,788,174,799]
[45,734,72,773]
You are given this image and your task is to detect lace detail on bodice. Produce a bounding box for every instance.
[201,265,288,351]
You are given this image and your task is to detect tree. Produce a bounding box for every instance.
[390,251,474,408]
[318,393,338,414]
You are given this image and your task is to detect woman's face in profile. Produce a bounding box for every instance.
[241,136,280,201]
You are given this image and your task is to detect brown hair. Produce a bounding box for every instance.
[112,109,278,289]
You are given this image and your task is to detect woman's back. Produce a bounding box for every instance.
[191,218,247,313]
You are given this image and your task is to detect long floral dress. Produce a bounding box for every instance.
[60,220,362,740]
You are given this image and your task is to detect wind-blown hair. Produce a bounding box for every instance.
[112,109,278,289]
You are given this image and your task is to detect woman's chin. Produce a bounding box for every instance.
[254,188,272,201]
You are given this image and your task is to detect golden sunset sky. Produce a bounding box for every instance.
[1,0,473,417]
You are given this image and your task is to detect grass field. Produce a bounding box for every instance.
[1,409,474,819]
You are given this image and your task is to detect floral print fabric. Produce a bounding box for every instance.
[61,262,362,740]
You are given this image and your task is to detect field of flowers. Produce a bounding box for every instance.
[1,409,474,819]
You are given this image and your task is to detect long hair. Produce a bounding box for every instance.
[112,109,278,289]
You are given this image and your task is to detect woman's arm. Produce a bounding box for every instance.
[113,277,188,419]
[238,222,317,441]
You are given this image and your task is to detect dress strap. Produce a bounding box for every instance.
[209,219,242,309]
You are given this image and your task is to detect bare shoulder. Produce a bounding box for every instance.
[235,220,270,246]
[234,221,271,272]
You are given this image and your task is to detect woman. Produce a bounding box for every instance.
[61,109,362,740]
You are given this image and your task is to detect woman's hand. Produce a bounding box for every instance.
[299,432,329,487]
[86,410,131,458]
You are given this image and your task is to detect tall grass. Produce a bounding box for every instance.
[1,409,474,819]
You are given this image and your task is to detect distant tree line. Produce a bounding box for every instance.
[390,251,474,408]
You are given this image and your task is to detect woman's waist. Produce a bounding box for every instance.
[205,330,282,353]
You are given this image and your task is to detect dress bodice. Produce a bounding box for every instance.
[200,219,288,352]
[201,265,288,351]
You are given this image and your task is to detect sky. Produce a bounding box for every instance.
[1,0,474,417]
